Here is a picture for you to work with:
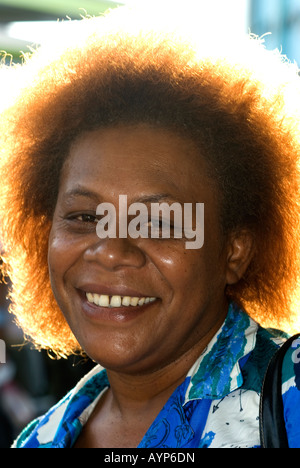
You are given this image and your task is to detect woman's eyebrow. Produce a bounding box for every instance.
[62,189,183,206]
[135,193,183,204]
[63,187,101,203]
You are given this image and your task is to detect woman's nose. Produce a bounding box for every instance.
[82,236,146,271]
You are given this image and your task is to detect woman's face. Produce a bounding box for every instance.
[48,125,232,374]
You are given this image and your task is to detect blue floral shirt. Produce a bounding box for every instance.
[12,303,300,448]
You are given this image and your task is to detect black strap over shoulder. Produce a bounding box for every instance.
[259,333,300,448]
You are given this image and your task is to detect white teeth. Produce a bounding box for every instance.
[99,295,109,307]
[122,296,131,306]
[85,293,157,308]
[130,297,139,306]
[86,292,94,303]
[110,295,121,307]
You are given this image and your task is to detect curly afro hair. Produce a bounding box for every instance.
[1,6,300,356]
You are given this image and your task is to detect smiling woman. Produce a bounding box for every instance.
[47,124,228,378]
[1,5,300,449]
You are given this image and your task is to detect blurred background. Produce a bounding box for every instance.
[0,0,299,448]
[1,0,300,64]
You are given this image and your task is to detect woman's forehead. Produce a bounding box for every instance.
[60,125,215,204]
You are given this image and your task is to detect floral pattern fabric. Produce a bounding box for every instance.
[12,303,300,448]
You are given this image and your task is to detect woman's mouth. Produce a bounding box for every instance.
[85,293,157,308]
[78,288,159,323]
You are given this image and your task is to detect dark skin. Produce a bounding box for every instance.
[48,124,254,447]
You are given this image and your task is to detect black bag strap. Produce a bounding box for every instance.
[259,333,300,448]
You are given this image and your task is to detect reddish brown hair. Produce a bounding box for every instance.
[1,8,300,356]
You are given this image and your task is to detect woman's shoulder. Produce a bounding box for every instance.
[240,325,288,393]
[12,365,108,448]
[258,331,300,448]
[281,335,300,447]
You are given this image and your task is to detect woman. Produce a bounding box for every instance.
[1,6,300,448]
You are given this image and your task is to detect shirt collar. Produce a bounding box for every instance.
[184,302,258,402]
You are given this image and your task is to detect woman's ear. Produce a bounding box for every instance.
[225,230,255,285]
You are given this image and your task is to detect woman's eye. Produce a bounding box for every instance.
[145,218,163,229]
[146,218,174,233]
[65,213,98,224]
[76,214,97,223]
